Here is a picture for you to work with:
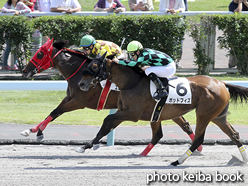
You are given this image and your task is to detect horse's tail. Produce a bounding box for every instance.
[225,83,248,103]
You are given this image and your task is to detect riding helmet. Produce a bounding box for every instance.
[127,41,143,53]
[80,35,96,47]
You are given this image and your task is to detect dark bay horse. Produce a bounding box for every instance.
[78,53,248,165]
[21,39,201,155]
[21,39,118,140]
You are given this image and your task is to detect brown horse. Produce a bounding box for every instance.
[21,39,201,155]
[78,53,248,166]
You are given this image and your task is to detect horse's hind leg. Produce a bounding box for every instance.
[140,116,203,156]
[172,116,203,152]
[139,121,163,156]
[212,116,248,163]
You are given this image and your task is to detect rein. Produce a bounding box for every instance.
[63,48,88,81]
[101,62,143,90]
[65,59,87,81]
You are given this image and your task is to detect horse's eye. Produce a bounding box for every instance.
[37,51,44,59]
[92,63,98,71]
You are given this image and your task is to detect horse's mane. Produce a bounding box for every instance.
[65,49,88,60]
[53,40,88,60]
[117,63,145,77]
[53,40,69,50]
[132,66,146,76]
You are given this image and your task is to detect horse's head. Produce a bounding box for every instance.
[22,38,55,78]
[79,52,110,91]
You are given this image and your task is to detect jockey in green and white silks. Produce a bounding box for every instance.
[112,40,176,100]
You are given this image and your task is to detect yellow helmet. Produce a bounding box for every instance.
[127,41,143,53]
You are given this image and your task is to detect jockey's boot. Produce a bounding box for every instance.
[148,73,168,100]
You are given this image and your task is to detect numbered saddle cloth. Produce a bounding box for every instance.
[150,77,192,122]
[150,77,192,104]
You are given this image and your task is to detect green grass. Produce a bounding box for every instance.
[79,0,231,11]
[0,90,248,126]
[0,0,231,12]
[187,0,231,11]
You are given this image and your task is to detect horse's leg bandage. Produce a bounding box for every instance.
[178,149,192,164]
[139,143,154,156]
[189,133,203,152]
[31,116,53,133]
[239,146,248,162]
[39,116,53,131]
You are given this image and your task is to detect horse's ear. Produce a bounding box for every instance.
[96,53,101,59]
[100,51,108,61]
[53,40,69,50]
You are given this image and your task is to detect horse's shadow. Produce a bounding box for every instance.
[24,165,229,171]
[0,154,143,160]
[0,149,205,161]
[0,152,203,160]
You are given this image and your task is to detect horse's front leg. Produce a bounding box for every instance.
[139,121,163,156]
[76,110,138,153]
[20,115,54,141]
[20,97,82,141]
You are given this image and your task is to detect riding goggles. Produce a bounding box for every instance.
[128,52,136,59]
[83,46,91,51]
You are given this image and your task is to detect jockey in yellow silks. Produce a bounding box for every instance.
[79,35,123,59]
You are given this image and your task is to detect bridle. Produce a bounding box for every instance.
[95,59,113,81]
[30,48,62,73]
[83,55,113,87]
[30,46,87,81]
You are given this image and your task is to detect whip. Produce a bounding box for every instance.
[120,37,126,49]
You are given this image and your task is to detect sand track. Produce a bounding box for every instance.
[0,144,247,186]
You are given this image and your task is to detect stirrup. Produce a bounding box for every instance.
[153,90,168,100]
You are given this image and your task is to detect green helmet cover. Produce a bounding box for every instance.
[80,35,96,47]
[127,41,143,53]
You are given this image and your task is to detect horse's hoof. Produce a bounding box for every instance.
[37,135,44,141]
[93,144,100,150]
[20,129,31,137]
[170,160,179,166]
[76,147,85,153]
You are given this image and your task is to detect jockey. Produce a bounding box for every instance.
[79,35,123,59]
[112,40,176,100]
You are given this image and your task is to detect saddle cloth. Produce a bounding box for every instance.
[150,77,192,104]
[150,77,192,122]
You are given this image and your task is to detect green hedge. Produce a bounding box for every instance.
[32,14,186,60]
[0,16,34,70]
[0,14,248,75]
[213,14,248,75]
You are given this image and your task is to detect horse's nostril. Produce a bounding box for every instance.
[79,82,84,87]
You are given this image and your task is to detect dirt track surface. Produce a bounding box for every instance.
[0,144,247,186]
